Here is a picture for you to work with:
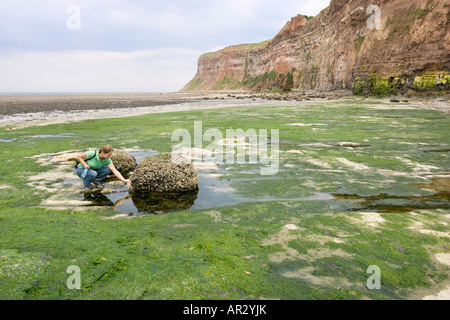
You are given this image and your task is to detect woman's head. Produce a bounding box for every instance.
[99,144,114,157]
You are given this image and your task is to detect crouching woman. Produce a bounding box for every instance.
[76,144,130,190]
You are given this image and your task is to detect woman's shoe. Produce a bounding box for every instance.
[92,181,105,188]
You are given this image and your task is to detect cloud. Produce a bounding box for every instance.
[0,0,331,51]
[0,0,331,92]
[0,48,201,93]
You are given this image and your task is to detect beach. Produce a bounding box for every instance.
[0,92,448,130]
[0,92,212,116]
[0,92,271,129]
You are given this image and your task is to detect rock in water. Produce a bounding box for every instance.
[110,151,137,177]
[130,153,199,194]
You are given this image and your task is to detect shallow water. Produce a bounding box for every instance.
[332,177,450,213]
[82,173,338,215]
[76,151,252,215]
[31,133,75,138]
[76,150,338,215]
[96,171,252,215]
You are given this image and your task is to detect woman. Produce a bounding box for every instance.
[76,144,130,190]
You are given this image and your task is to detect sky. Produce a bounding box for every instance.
[0,0,331,93]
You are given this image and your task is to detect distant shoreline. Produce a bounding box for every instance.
[0,92,215,116]
[0,92,265,129]
[1,91,448,120]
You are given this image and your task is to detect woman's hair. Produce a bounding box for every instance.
[99,144,114,154]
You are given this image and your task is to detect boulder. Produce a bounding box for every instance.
[130,153,199,194]
[110,151,137,177]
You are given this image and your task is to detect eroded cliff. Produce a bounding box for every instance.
[182,0,450,95]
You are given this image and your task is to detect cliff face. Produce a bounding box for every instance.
[182,0,450,95]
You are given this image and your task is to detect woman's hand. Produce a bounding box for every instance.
[123,179,131,185]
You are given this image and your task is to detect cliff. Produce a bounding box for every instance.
[181,0,450,95]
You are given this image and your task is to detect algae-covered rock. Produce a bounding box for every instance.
[110,151,137,177]
[130,153,199,194]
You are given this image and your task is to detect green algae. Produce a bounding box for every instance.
[354,71,450,96]
[0,98,449,300]
[414,71,450,91]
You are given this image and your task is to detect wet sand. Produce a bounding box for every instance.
[0,92,269,129]
[0,92,216,116]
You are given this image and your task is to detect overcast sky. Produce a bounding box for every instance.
[0,0,331,93]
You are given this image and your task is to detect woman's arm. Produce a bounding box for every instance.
[107,162,131,184]
[77,153,90,169]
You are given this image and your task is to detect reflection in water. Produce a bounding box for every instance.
[332,177,450,213]
[83,191,114,207]
[80,153,250,214]
[87,190,200,215]
[130,189,199,214]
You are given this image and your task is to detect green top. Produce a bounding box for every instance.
[77,150,112,170]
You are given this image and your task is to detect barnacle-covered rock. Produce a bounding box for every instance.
[130,153,199,194]
[110,151,137,177]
